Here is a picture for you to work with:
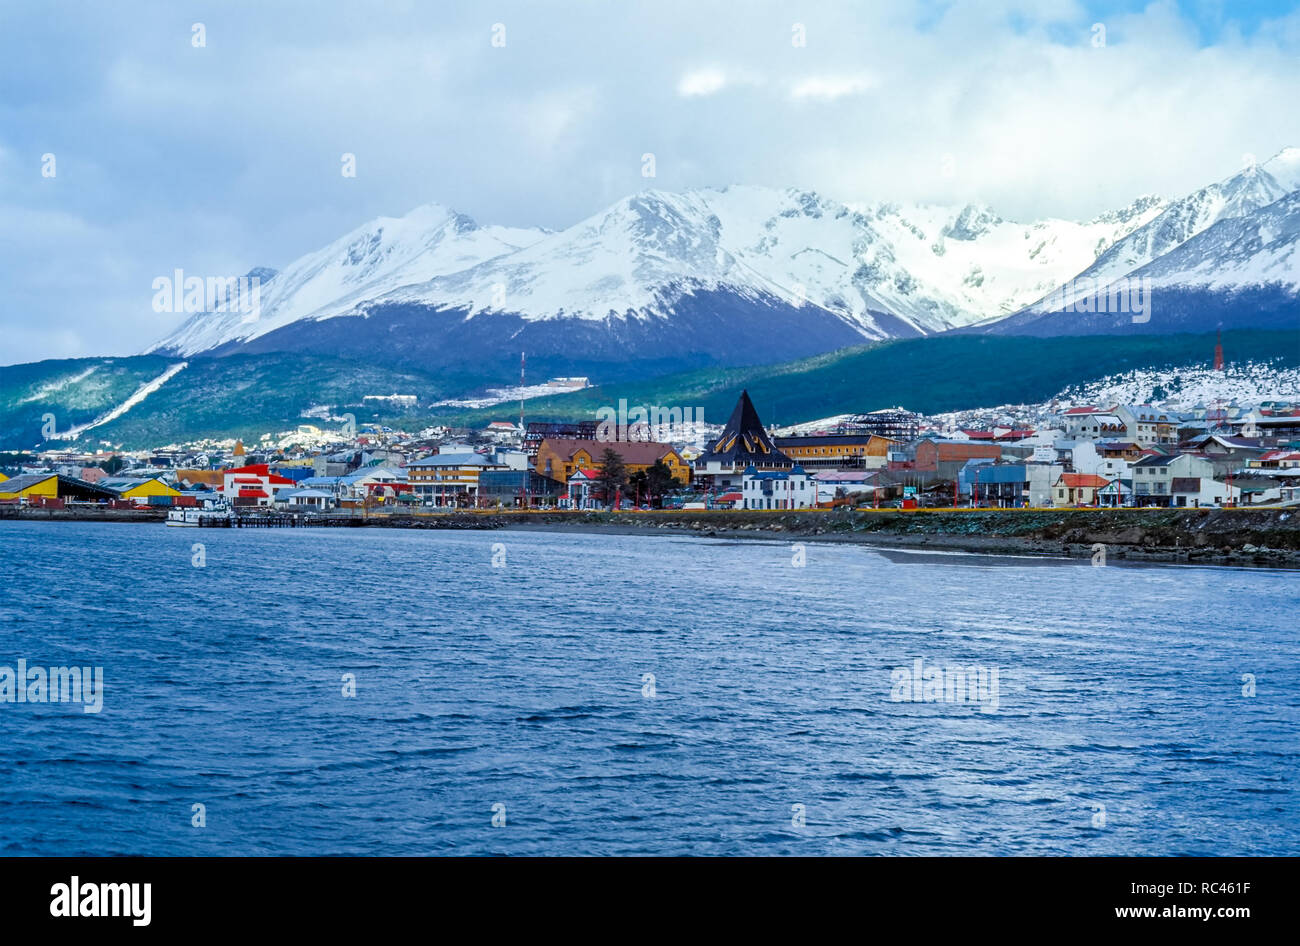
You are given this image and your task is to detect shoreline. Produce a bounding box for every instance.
[496,513,1300,569]
[5,505,1299,568]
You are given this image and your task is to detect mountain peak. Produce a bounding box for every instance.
[943,204,1002,241]
[1261,146,1300,192]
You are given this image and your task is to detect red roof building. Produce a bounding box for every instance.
[221,464,297,506]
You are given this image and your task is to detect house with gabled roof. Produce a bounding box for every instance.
[99,476,182,505]
[1051,472,1110,506]
[534,439,688,487]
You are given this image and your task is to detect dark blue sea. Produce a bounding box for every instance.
[0,520,1295,855]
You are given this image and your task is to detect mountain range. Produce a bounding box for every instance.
[147,147,1300,379]
[4,149,1297,449]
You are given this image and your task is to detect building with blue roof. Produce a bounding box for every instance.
[741,463,814,509]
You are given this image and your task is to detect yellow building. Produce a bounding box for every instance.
[0,473,117,502]
[101,477,182,501]
[0,473,57,500]
[534,439,690,485]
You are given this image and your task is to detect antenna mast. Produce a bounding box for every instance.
[520,351,528,510]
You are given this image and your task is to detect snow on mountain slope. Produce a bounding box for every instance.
[1044,147,1300,307]
[58,361,188,440]
[330,186,1165,337]
[1133,189,1300,290]
[374,187,910,339]
[150,203,547,356]
[847,195,1166,327]
[1059,361,1300,411]
[161,154,1300,359]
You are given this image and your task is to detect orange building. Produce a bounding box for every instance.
[534,439,689,485]
[773,434,897,469]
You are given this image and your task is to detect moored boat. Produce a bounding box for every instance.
[165,504,230,527]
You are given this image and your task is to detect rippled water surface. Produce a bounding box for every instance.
[0,521,1296,855]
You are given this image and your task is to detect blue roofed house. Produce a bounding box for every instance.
[741,464,814,510]
[279,488,338,511]
[959,461,1028,506]
[296,467,405,505]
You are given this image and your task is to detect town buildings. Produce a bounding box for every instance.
[3,371,1294,515]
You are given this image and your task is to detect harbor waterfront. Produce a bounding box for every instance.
[1,520,1295,856]
[4,504,1300,567]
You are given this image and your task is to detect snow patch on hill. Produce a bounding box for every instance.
[58,362,188,440]
[1057,363,1300,410]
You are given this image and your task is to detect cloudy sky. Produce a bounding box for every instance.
[1,0,1297,365]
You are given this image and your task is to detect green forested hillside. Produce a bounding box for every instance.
[1,329,1295,448]
[432,329,1300,428]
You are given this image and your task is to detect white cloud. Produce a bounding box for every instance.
[677,68,728,97]
[788,75,877,101]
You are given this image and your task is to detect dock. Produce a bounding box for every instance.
[198,514,367,528]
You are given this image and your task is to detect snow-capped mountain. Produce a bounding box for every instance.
[846,194,1167,327]
[1018,148,1299,306]
[1076,149,1296,294]
[978,148,1300,336]
[148,186,1166,360]
[147,148,1296,372]
[370,187,1167,337]
[150,203,547,356]
[1136,189,1300,290]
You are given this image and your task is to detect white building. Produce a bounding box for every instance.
[1061,408,1125,442]
[1071,442,1133,481]
[279,488,338,510]
[1025,462,1064,507]
[1114,405,1177,446]
[220,464,299,507]
[742,464,815,510]
[1170,477,1240,508]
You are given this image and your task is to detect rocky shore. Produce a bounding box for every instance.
[494,507,1300,568]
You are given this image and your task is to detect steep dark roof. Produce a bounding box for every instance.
[697,390,792,468]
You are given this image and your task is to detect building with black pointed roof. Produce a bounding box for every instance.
[694,390,792,488]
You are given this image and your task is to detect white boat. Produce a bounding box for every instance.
[165,505,229,527]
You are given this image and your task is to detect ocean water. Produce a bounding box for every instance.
[0,520,1295,856]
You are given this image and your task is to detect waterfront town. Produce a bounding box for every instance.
[3,380,1299,516]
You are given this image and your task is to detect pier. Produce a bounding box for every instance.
[198,514,367,528]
